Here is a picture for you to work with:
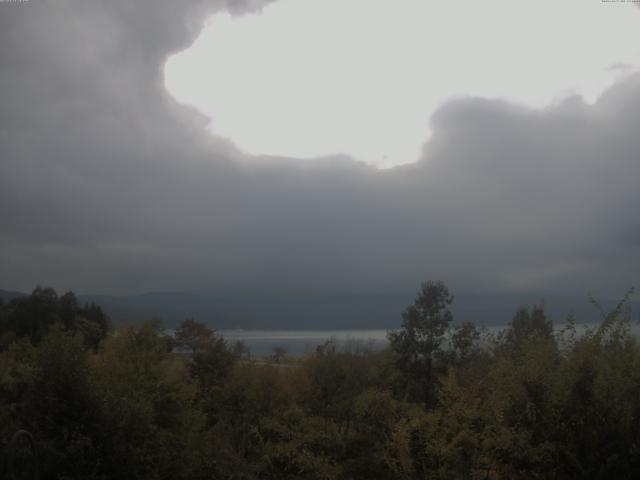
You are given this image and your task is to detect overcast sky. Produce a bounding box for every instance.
[1,0,639,299]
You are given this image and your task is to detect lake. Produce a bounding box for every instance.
[219,322,639,357]
[219,329,390,356]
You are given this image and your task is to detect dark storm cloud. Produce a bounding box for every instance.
[0,0,638,298]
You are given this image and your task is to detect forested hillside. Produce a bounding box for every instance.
[1,284,639,479]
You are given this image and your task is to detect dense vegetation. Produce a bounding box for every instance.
[1,283,639,479]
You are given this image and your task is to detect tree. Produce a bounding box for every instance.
[28,327,100,479]
[58,291,80,331]
[0,287,109,350]
[451,321,481,364]
[504,304,553,350]
[387,281,453,408]
[93,320,201,479]
[272,345,287,363]
[6,286,60,343]
[191,336,236,397]
[232,340,250,359]
[174,319,214,353]
[77,302,110,349]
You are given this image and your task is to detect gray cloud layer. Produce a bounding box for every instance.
[1,0,639,299]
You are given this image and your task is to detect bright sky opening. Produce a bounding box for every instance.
[164,0,640,168]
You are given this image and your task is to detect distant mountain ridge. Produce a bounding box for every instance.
[2,288,636,329]
[0,289,27,303]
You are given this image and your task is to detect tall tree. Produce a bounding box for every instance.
[174,319,214,353]
[388,281,454,408]
[504,304,553,350]
[451,321,481,364]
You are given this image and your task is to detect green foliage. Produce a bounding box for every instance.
[2,283,640,479]
[91,320,206,479]
[0,286,110,350]
[503,304,553,351]
[387,280,454,408]
[450,321,482,364]
[174,318,215,353]
[190,335,237,399]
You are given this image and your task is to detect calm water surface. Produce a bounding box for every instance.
[219,329,389,356]
[219,323,639,357]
